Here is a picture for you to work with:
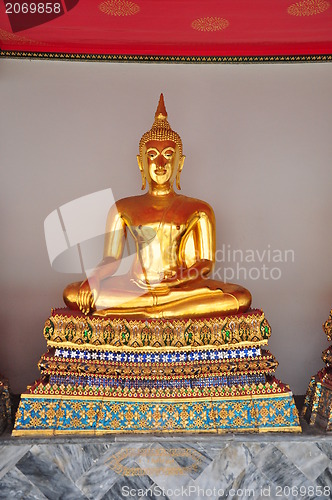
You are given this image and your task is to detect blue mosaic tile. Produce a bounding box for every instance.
[54,346,262,365]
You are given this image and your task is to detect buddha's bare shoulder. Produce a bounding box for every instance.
[108,195,145,215]
[177,194,215,218]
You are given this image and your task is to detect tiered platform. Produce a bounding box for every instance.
[302,310,332,431]
[13,308,301,435]
[0,375,11,435]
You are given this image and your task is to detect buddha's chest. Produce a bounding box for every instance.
[131,221,186,250]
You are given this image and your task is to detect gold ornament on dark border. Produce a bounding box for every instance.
[1,50,331,64]
[38,351,278,379]
[43,310,271,349]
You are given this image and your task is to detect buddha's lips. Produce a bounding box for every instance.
[155,168,167,175]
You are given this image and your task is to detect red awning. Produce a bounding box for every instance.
[0,0,331,62]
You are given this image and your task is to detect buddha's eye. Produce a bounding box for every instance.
[147,150,158,160]
[163,150,174,159]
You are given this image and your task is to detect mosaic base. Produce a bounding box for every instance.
[14,307,300,436]
[39,346,277,379]
[302,311,332,432]
[0,376,11,435]
[44,308,271,349]
[13,386,300,436]
[302,370,332,431]
[26,376,286,398]
[323,310,332,341]
[322,346,332,365]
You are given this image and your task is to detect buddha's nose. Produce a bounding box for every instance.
[156,156,167,167]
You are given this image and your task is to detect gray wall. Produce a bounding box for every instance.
[1,59,332,394]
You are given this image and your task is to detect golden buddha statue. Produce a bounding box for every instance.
[63,94,252,319]
[15,94,301,439]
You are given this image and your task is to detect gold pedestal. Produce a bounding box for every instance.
[13,308,301,435]
[302,370,332,431]
[0,375,11,434]
[302,311,332,431]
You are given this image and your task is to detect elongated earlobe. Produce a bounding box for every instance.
[176,155,185,190]
[137,155,146,190]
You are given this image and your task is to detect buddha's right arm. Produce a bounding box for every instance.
[90,205,127,283]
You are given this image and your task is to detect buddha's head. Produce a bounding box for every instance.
[137,94,185,191]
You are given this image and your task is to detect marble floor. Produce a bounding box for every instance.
[0,422,332,500]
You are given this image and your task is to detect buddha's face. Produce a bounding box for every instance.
[143,139,179,187]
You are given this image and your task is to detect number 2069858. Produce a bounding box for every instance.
[5,3,61,14]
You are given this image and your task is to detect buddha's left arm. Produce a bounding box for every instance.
[192,209,216,265]
[173,208,216,284]
[88,204,127,285]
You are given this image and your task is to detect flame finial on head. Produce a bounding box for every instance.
[139,93,183,157]
[155,93,167,120]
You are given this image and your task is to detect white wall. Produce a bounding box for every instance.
[1,59,332,394]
